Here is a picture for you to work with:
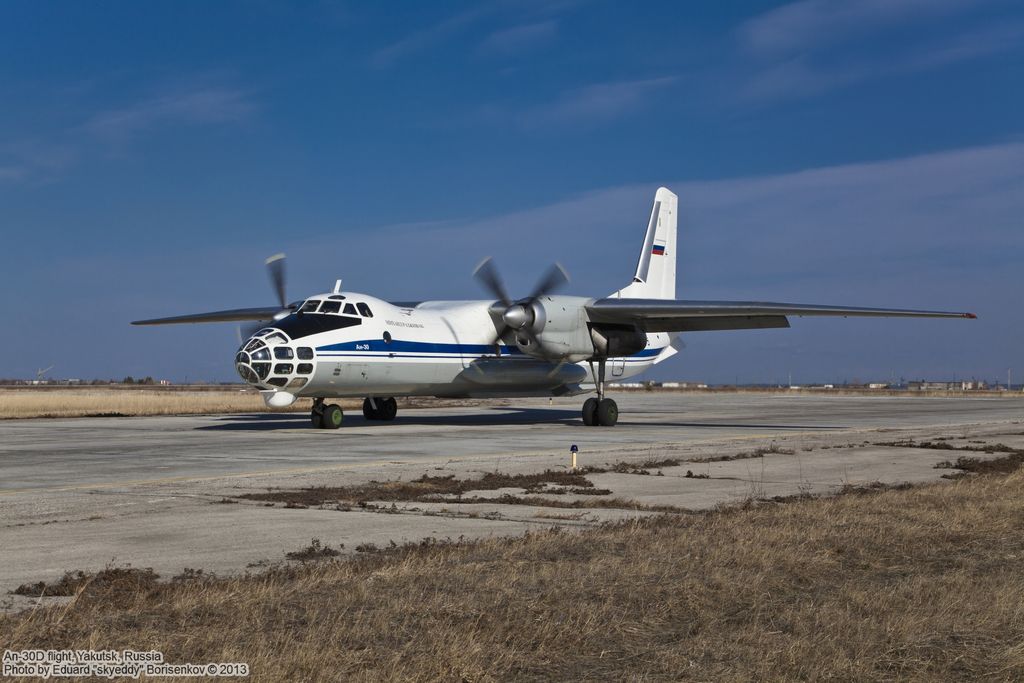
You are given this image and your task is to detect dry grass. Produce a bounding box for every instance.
[0,388,306,419]
[3,471,1023,681]
[241,470,610,507]
[0,388,503,419]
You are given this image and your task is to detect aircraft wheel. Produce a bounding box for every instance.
[311,407,323,428]
[322,404,344,429]
[597,398,618,427]
[582,397,599,426]
[379,397,398,421]
[362,398,380,420]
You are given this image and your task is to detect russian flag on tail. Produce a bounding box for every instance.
[651,243,666,256]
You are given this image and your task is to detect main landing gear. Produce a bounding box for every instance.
[311,398,344,429]
[582,359,618,427]
[362,397,398,421]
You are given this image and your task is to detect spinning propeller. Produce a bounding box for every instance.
[237,253,294,343]
[473,257,569,360]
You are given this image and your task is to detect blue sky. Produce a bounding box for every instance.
[2,0,1022,384]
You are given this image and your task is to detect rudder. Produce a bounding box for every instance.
[617,187,677,299]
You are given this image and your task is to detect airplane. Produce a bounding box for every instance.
[132,188,975,429]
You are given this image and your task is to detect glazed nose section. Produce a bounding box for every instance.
[235,331,317,389]
[236,334,272,385]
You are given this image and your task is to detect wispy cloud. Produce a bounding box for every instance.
[734,0,1022,102]
[478,19,557,56]
[0,81,256,184]
[517,76,677,128]
[83,85,255,144]
[371,4,494,68]
[738,0,976,56]
[737,21,1024,102]
[0,140,78,185]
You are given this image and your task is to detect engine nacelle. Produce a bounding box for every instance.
[589,324,648,358]
[514,295,596,362]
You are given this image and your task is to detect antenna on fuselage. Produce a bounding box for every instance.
[333,279,342,294]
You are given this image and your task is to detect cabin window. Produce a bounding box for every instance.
[297,347,314,360]
[383,331,392,344]
[300,300,321,313]
[357,303,373,317]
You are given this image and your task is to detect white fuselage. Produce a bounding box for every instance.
[235,292,674,403]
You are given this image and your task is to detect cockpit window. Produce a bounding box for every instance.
[343,303,357,315]
[357,303,373,317]
[300,300,321,313]
[319,300,341,314]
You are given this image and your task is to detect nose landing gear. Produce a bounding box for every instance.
[311,398,344,429]
[362,397,398,421]
[582,359,618,427]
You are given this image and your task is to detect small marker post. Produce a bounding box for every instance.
[570,444,579,470]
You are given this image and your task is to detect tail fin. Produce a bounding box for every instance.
[614,187,677,300]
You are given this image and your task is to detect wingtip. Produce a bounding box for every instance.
[965,312,978,319]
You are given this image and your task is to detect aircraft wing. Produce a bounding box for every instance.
[131,307,285,326]
[586,299,976,333]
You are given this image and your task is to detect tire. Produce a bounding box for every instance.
[379,397,398,421]
[311,408,323,428]
[322,404,344,429]
[597,398,618,427]
[362,398,379,420]
[582,397,599,426]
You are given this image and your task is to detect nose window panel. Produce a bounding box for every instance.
[252,363,270,380]
[274,347,293,360]
[267,377,288,387]
[274,363,294,375]
[264,332,287,346]
[245,339,264,353]
[251,348,271,361]
[236,365,258,383]
[288,378,307,388]
[297,347,314,360]
[297,363,313,374]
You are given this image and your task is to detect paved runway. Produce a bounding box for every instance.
[2,392,1019,492]
[1,392,1021,611]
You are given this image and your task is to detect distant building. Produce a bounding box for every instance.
[907,380,988,391]
[660,382,708,389]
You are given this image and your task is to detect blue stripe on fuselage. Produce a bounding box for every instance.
[315,339,663,358]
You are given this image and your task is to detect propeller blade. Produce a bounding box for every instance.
[266,253,287,309]
[237,321,265,345]
[528,262,569,301]
[473,257,512,307]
